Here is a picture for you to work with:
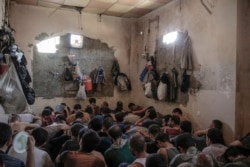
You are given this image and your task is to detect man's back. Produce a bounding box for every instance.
[63,151,105,167]
[104,140,135,167]
[0,150,25,167]
[8,146,54,167]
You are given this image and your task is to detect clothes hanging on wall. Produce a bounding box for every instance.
[169,68,178,102]
[181,33,193,72]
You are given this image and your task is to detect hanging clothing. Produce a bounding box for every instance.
[181,34,193,72]
[169,68,178,102]
[93,66,105,84]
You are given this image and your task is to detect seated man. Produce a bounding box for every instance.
[41,108,55,127]
[194,119,223,136]
[134,106,161,128]
[8,127,54,167]
[128,134,148,167]
[172,108,189,122]
[128,103,146,117]
[223,146,250,167]
[155,132,179,165]
[66,105,90,125]
[104,125,135,167]
[57,130,105,167]
[230,132,250,152]
[124,103,147,124]
[169,133,198,167]
[202,128,227,167]
[143,124,161,154]
[87,97,101,117]
[162,115,181,139]
[8,114,40,132]
[192,153,214,167]
[59,123,84,154]
[0,122,27,167]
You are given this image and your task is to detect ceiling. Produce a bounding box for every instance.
[10,0,173,18]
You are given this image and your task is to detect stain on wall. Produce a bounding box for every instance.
[33,34,115,98]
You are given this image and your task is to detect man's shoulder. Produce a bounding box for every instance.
[169,153,187,167]
[3,154,25,167]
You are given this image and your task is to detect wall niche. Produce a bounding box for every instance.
[32,34,115,98]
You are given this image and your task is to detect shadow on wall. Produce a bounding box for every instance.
[32,33,115,98]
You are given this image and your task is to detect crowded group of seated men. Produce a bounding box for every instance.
[0,97,250,167]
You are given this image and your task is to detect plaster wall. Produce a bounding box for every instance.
[130,0,236,143]
[9,3,134,114]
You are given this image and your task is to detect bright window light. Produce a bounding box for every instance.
[37,36,60,53]
[70,34,83,48]
[163,31,178,44]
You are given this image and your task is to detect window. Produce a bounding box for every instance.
[163,31,178,44]
[36,36,60,53]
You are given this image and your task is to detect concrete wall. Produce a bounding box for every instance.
[9,0,237,143]
[130,0,236,143]
[236,0,250,138]
[9,3,134,115]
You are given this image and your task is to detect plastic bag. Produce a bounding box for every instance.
[144,82,152,98]
[76,83,86,100]
[0,64,28,114]
[157,81,167,101]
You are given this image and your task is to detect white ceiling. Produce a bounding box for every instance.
[10,0,173,18]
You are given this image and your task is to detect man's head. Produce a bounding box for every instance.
[55,114,66,123]
[31,127,48,147]
[101,101,109,108]
[0,122,12,149]
[108,125,122,141]
[162,114,172,127]
[128,103,136,110]
[206,128,225,145]
[85,106,93,114]
[209,120,223,130]
[73,104,82,111]
[89,98,96,104]
[155,132,170,148]
[42,109,52,118]
[223,146,245,162]
[175,133,195,153]
[115,112,125,123]
[70,123,84,138]
[180,120,192,133]
[75,111,84,119]
[192,153,214,167]
[148,124,161,140]
[80,130,100,152]
[172,108,183,116]
[116,101,123,108]
[89,117,102,131]
[147,107,157,120]
[169,115,180,127]
[44,106,54,112]
[8,114,21,123]
[103,117,114,132]
[129,134,146,155]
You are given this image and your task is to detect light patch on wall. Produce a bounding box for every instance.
[70,34,83,48]
[163,31,178,44]
[36,36,60,53]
